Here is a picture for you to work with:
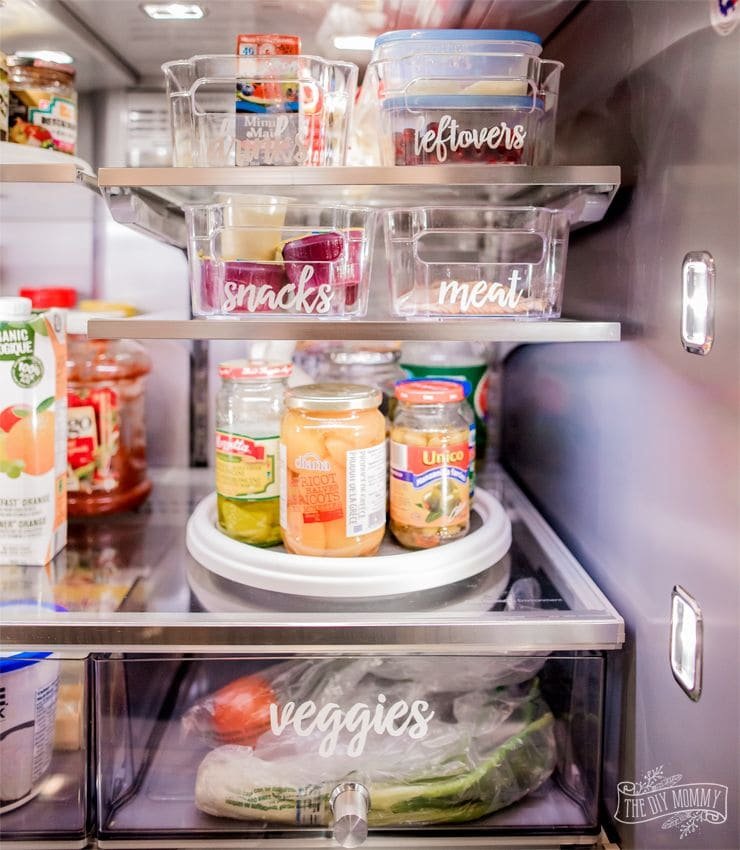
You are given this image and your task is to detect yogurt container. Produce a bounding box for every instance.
[0,624,61,812]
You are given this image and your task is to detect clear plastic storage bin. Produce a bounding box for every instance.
[162,54,358,166]
[367,54,562,166]
[0,655,88,847]
[186,199,376,318]
[94,653,603,844]
[384,206,570,319]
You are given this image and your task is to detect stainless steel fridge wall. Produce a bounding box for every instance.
[502,3,739,849]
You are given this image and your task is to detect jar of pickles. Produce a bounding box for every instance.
[215,360,292,547]
[390,380,471,549]
[280,384,386,557]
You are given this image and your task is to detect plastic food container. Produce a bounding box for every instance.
[186,201,375,319]
[367,52,562,166]
[0,638,60,813]
[162,54,358,166]
[279,384,386,558]
[385,206,570,320]
[372,29,543,61]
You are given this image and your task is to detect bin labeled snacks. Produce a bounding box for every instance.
[186,200,375,318]
[385,206,570,320]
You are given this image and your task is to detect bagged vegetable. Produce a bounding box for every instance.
[188,658,556,827]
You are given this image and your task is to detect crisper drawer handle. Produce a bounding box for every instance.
[330,782,370,848]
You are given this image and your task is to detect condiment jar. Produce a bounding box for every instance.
[280,384,386,557]
[66,312,151,516]
[313,343,405,420]
[390,380,471,549]
[215,360,292,547]
[7,57,77,155]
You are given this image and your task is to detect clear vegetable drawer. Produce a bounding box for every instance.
[0,655,89,849]
[93,653,603,847]
[384,206,570,320]
[186,200,376,319]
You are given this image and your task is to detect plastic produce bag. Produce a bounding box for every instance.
[188,658,556,827]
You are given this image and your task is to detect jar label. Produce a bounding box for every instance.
[345,441,386,537]
[215,431,279,500]
[67,388,120,494]
[9,91,76,154]
[390,440,470,528]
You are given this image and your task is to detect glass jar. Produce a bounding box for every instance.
[7,57,77,155]
[215,360,292,547]
[280,384,386,557]
[390,380,471,549]
[313,342,405,420]
[66,313,151,516]
[0,51,8,142]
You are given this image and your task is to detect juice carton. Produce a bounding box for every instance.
[0,297,67,565]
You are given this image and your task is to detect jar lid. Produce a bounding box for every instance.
[8,56,76,78]
[18,287,77,309]
[395,379,464,404]
[0,296,32,321]
[79,299,138,317]
[219,359,293,380]
[329,348,400,367]
[285,383,382,411]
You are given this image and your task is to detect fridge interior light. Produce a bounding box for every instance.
[142,3,205,20]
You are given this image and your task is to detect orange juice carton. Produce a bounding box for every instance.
[0,297,67,565]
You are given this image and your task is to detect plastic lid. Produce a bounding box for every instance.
[219,359,293,380]
[79,299,138,317]
[375,29,542,47]
[285,383,382,411]
[395,379,464,404]
[0,651,54,674]
[0,296,32,321]
[382,94,544,110]
[18,287,77,309]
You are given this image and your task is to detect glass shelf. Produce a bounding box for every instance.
[0,467,624,654]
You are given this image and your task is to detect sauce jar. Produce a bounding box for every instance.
[215,360,292,547]
[7,57,77,155]
[390,380,471,549]
[66,312,151,516]
[0,52,8,142]
[280,384,386,557]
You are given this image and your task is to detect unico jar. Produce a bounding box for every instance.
[215,360,292,547]
[280,384,386,557]
[390,380,470,549]
[66,313,151,516]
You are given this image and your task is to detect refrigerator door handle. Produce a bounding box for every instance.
[681,251,716,355]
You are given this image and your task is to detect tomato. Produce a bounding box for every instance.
[210,674,277,745]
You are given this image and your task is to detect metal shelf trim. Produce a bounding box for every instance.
[87,318,621,343]
[0,162,96,186]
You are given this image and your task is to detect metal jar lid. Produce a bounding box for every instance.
[285,383,382,411]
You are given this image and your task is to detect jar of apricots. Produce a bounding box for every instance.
[390,380,471,549]
[280,384,386,557]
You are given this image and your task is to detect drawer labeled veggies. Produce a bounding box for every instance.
[186,200,375,318]
[94,654,604,843]
[384,205,570,320]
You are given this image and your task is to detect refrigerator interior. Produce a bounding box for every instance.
[0,1,738,848]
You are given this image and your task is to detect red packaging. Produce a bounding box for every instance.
[236,34,301,56]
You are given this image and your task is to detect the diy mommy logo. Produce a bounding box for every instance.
[615,765,728,839]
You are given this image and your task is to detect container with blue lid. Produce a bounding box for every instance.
[373,29,543,59]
